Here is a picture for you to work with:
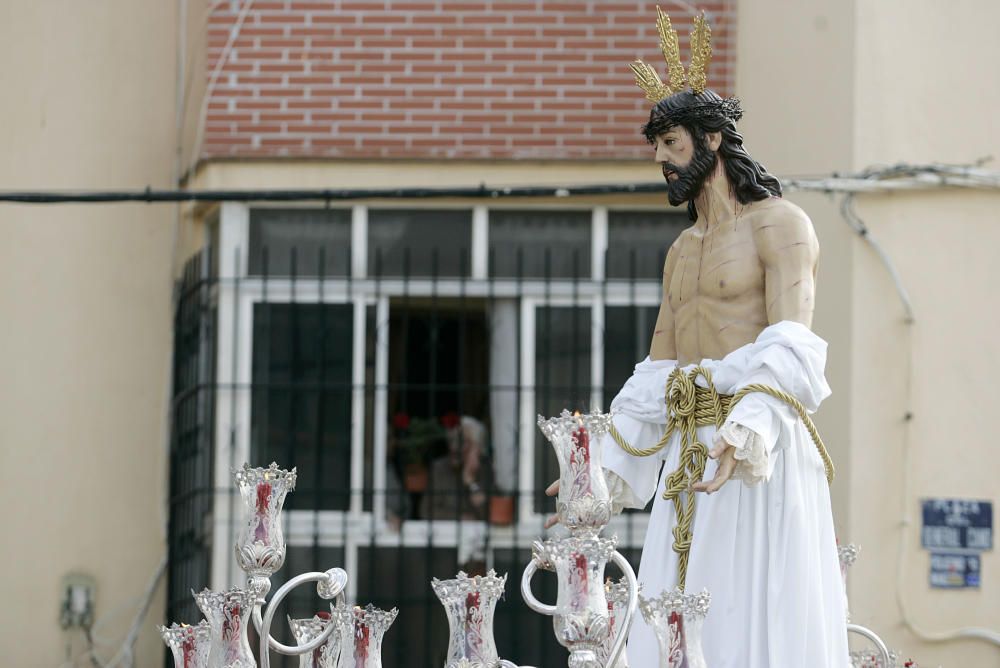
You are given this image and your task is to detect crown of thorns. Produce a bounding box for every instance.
[652,97,745,127]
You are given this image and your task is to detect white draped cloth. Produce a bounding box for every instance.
[601,321,850,668]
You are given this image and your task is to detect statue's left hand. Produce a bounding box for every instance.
[543,480,560,528]
[691,439,737,494]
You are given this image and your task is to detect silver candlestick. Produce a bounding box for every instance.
[333,604,399,668]
[432,569,519,668]
[638,588,710,668]
[158,621,211,668]
[289,612,339,667]
[598,578,633,668]
[159,462,352,668]
[521,410,638,668]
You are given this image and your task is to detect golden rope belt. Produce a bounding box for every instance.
[608,365,835,590]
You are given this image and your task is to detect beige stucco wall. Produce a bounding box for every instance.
[735,0,859,541]
[0,1,180,666]
[744,0,1000,664]
[846,1,1000,665]
[849,192,1000,667]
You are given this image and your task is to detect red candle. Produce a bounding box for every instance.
[354,613,370,661]
[464,592,482,655]
[254,482,272,543]
[570,553,589,609]
[181,627,196,668]
[669,610,689,666]
[570,420,592,495]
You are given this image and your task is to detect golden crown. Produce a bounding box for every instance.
[630,6,714,102]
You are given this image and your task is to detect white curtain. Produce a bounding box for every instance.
[489,299,518,492]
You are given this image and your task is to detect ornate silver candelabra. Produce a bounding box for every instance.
[520,410,639,668]
[159,462,396,668]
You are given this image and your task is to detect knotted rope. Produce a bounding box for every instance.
[608,366,834,590]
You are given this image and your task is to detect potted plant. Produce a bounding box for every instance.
[393,413,445,493]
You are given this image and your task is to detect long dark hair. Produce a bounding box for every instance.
[643,90,781,221]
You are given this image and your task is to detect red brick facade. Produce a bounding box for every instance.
[204,1,736,160]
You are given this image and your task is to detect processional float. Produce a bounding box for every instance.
[158,411,899,667]
[159,409,720,668]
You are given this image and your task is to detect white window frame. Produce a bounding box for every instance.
[211,201,664,588]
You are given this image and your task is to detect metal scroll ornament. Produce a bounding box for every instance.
[638,589,711,668]
[521,410,639,668]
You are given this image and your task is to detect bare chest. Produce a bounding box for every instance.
[668,224,763,309]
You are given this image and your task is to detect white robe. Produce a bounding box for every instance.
[602,321,850,668]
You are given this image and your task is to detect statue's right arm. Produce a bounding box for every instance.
[649,242,679,361]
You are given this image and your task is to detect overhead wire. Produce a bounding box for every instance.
[1,162,998,206]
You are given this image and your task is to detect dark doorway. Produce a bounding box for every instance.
[388,298,489,421]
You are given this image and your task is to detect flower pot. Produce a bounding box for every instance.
[403,462,429,493]
[488,495,515,526]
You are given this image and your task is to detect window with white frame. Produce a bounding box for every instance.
[204,201,686,665]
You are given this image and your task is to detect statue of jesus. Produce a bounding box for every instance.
[548,9,849,667]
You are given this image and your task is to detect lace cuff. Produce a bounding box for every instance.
[605,468,645,513]
[716,422,769,486]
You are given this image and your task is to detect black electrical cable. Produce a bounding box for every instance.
[4,162,992,205]
[0,182,667,205]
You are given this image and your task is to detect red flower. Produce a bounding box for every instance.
[440,412,461,429]
[392,412,410,430]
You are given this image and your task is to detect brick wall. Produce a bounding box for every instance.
[204,0,736,160]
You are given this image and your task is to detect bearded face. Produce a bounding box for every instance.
[658,125,718,206]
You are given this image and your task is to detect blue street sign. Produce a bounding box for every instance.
[929,552,981,588]
[921,499,993,553]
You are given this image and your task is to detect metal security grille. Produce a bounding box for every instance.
[166,249,218,630]
[166,204,684,667]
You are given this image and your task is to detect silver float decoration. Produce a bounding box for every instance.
[598,578,633,668]
[234,463,297,597]
[194,587,257,668]
[333,604,399,668]
[638,588,710,668]
[521,410,639,668]
[159,462,357,668]
[431,570,518,668]
[289,612,339,668]
[850,648,903,668]
[159,620,211,668]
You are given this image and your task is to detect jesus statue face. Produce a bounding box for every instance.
[653,124,718,207]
